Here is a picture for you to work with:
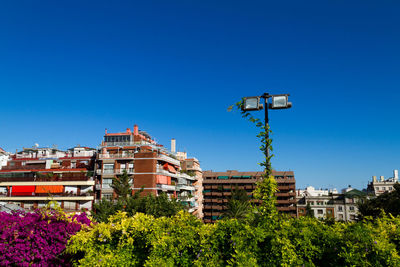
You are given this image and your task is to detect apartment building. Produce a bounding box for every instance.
[181,157,203,218]
[202,170,296,223]
[96,125,203,217]
[0,146,96,211]
[367,170,399,196]
[296,186,364,221]
[0,147,10,170]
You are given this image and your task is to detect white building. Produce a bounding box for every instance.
[0,147,10,170]
[367,170,399,196]
[297,185,362,222]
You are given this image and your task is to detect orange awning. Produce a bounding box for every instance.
[163,163,176,174]
[35,185,64,194]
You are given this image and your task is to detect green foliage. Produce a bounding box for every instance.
[358,183,400,219]
[305,202,314,218]
[223,188,252,221]
[67,212,400,266]
[111,170,132,203]
[93,191,185,223]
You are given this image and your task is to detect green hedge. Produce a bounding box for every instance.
[67,211,400,266]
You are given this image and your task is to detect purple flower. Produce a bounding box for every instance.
[0,209,91,266]
[374,241,378,244]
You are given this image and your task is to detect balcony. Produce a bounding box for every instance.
[177,185,195,191]
[275,192,296,197]
[0,196,95,201]
[158,154,181,166]
[115,169,135,175]
[101,169,134,175]
[156,184,176,191]
[277,206,297,211]
[179,173,196,181]
[278,185,296,190]
[0,181,95,186]
[98,153,135,159]
[186,166,202,172]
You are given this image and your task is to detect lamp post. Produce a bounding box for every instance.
[242,93,292,173]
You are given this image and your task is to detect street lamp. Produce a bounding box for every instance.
[242,93,292,172]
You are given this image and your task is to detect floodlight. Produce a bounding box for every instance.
[270,95,292,109]
[242,97,263,111]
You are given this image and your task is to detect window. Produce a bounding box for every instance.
[103,164,114,174]
[64,201,76,210]
[383,187,386,191]
[102,179,113,189]
[128,163,134,172]
[338,206,343,211]
[317,209,323,214]
[389,187,393,190]
[349,206,355,211]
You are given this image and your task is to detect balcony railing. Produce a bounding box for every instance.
[102,141,168,152]
[156,184,176,191]
[103,169,114,174]
[177,185,195,191]
[115,169,135,175]
[98,153,135,159]
[158,154,181,166]
[186,166,202,172]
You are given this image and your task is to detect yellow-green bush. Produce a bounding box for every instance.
[67,212,400,266]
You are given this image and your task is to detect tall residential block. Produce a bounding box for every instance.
[96,125,203,217]
[202,170,296,223]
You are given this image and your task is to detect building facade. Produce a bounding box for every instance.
[296,186,363,221]
[96,125,203,217]
[202,170,296,223]
[367,170,399,196]
[0,146,96,212]
[0,147,10,170]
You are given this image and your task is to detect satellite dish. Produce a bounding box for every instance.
[34,143,39,148]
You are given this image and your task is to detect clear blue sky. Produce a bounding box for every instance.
[1,0,399,190]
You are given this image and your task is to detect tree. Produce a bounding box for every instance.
[305,203,314,218]
[111,170,132,203]
[358,183,400,219]
[93,188,185,223]
[223,187,252,220]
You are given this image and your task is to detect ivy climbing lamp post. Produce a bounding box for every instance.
[241,93,292,174]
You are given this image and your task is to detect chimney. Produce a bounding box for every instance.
[373,176,377,182]
[105,128,107,134]
[126,128,131,134]
[380,175,384,182]
[133,125,139,135]
[171,138,176,153]
[394,170,399,181]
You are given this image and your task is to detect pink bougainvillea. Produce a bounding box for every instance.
[0,209,91,266]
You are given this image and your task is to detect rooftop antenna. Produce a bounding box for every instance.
[34,143,39,148]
